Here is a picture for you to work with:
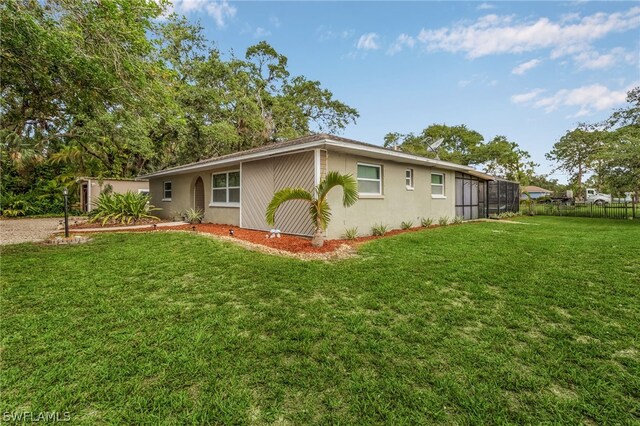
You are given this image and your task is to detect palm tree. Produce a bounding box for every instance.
[266,171,358,247]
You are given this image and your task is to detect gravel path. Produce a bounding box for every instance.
[0,217,64,245]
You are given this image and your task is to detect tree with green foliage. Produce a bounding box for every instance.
[384,124,485,165]
[545,125,605,198]
[384,124,536,183]
[481,136,538,184]
[1,3,358,215]
[597,88,640,200]
[266,172,358,248]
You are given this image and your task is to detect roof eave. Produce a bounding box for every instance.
[139,135,496,181]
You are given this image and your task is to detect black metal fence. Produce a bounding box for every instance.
[523,201,639,219]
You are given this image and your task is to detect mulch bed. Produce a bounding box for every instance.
[102,222,443,255]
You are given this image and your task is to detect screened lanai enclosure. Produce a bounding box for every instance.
[488,179,520,216]
[455,173,519,220]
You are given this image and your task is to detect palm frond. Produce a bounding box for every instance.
[310,199,332,230]
[316,171,358,207]
[265,187,313,226]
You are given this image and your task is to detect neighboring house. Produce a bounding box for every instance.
[78,178,149,212]
[140,134,512,238]
[521,185,552,200]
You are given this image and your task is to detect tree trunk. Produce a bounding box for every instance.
[311,226,324,248]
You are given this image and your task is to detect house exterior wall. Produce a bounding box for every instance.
[241,151,315,235]
[325,150,456,239]
[82,179,148,212]
[149,167,240,225]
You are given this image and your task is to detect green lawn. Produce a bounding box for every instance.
[1,217,639,424]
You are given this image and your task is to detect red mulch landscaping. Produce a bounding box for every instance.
[157,223,348,253]
[90,222,446,254]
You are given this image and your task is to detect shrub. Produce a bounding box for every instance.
[400,220,413,230]
[371,223,388,236]
[438,216,449,226]
[496,211,522,219]
[342,227,359,240]
[1,194,34,217]
[183,208,204,224]
[420,217,433,227]
[453,215,464,224]
[89,191,160,225]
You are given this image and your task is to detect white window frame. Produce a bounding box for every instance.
[431,173,445,198]
[210,170,240,207]
[162,181,172,201]
[405,168,414,190]
[357,162,382,197]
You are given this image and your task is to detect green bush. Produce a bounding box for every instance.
[453,215,464,224]
[342,227,359,240]
[182,208,204,224]
[371,223,388,236]
[89,191,160,225]
[401,220,413,230]
[420,217,433,227]
[438,216,449,226]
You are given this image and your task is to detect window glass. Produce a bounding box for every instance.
[431,173,444,196]
[406,169,413,188]
[229,188,240,203]
[228,172,240,187]
[212,189,226,202]
[357,164,380,180]
[212,174,227,188]
[359,180,380,194]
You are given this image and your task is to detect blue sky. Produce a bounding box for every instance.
[165,1,640,182]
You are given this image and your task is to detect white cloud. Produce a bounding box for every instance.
[356,33,380,50]
[269,16,281,28]
[477,3,495,10]
[416,7,640,58]
[207,1,236,27]
[387,33,415,55]
[511,88,545,104]
[573,47,637,70]
[253,27,271,38]
[512,84,634,116]
[317,26,354,42]
[171,0,237,27]
[512,58,542,75]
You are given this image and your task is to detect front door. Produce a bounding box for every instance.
[194,177,205,212]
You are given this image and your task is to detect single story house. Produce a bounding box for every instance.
[78,177,149,212]
[521,185,552,200]
[140,134,509,238]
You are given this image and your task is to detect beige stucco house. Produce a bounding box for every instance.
[139,134,497,238]
[78,178,149,212]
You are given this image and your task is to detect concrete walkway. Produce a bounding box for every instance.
[59,221,188,233]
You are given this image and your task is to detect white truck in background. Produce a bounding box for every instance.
[547,188,616,205]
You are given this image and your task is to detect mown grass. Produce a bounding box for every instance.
[1,217,639,424]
